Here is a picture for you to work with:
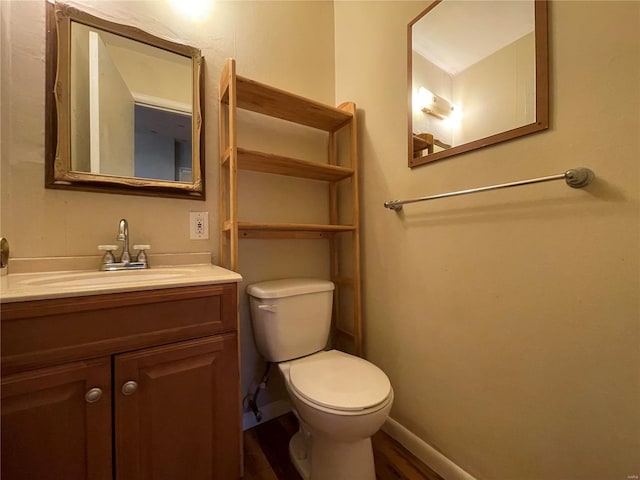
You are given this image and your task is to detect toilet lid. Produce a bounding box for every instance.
[289,350,391,411]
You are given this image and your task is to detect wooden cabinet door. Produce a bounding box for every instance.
[114,334,240,480]
[1,358,112,480]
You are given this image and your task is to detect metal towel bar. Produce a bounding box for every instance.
[383,167,594,211]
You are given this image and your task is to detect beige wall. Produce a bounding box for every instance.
[335,1,639,479]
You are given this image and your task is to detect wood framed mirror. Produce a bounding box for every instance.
[408,0,548,168]
[45,2,205,199]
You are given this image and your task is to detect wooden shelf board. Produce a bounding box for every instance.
[230,76,352,132]
[237,148,353,182]
[238,222,355,238]
[239,222,355,232]
[240,230,331,240]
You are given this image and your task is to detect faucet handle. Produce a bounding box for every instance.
[98,245,118,264]
[133,245,150,265]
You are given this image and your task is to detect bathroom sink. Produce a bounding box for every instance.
[20,268,195,288]
[1,264,242,303]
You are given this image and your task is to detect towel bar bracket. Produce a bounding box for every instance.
[565,168,594,189]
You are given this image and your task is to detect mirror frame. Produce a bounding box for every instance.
[408,0,548,168]
[45,2,205,199]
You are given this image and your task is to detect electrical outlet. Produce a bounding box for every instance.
[189,212,209,240]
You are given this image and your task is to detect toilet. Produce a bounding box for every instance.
[247,278,393,480]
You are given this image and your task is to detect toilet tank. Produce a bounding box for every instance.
[247,278,335,363]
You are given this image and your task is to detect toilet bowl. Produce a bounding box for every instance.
[247,278,393,480]
[279,350,393,480]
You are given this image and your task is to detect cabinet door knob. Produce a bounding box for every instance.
[85,387,103,403]
[121,381,138,396]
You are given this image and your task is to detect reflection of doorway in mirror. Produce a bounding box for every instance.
[134,105,192,182]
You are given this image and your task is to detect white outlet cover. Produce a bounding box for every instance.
[189,212,209,240]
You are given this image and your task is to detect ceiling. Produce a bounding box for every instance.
[412,1,535,75]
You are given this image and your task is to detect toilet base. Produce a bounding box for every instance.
[289,431,311,480]
[288,429,376,480]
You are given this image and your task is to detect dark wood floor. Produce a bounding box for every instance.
[243,413,444,480]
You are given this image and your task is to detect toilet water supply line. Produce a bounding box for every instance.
[247,362,271,423]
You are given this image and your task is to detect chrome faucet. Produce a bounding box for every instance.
[98,218,150,271]
[117,219,131,264]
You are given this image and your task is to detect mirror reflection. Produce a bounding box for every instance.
[70,23,193,181]
[46,3,205,199]
[409,0,548,167]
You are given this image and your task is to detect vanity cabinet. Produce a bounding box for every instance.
[1,283,241,480]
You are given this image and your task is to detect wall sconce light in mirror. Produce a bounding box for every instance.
[415,87,460,121]
[45,2,205,199]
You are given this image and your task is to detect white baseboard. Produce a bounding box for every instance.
[242,399,292,431]
[382,417,477,480]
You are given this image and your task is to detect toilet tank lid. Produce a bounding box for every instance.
[247,278,335,299]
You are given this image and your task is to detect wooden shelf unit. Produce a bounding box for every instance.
[218,58,362,355]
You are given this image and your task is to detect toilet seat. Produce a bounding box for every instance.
[288,350,391,412]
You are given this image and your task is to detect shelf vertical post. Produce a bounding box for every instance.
[228,60,239,271]
[343,102,362,356]
[327,131,341,351]
[219,59,239,271]
[218,62,229,269]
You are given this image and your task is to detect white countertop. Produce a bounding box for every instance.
[0,264,242,303]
